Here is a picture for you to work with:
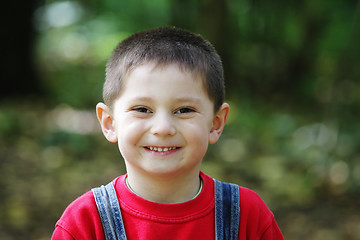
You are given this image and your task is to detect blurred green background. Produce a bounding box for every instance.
[1,0,360,239]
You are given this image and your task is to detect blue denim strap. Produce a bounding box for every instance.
[92,182,127,240]
[214,179,240,240]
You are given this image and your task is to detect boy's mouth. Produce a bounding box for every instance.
[145,146,178,152]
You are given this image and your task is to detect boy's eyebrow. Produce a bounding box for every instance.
[127,96,152,102]
[173,96,202,104]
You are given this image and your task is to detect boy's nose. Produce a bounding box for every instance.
[150,112,176,136]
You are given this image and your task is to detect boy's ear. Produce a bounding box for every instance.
[96,102,118,143]
[209,103,230,144]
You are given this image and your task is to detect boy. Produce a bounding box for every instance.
[52,26,284,240]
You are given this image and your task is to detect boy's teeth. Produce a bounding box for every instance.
[148,147,176,152]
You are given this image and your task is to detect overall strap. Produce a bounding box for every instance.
[92,182,127,240]
[214,179,240,240]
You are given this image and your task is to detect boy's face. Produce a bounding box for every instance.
[97,63,229,178]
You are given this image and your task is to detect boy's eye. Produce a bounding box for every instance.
[175,107,195,114]
[132,107,152,113]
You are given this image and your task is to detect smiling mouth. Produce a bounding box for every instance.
[145,146,178,152]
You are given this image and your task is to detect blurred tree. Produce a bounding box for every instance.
[0,0,44,99]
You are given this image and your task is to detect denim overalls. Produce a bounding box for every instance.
[92,179,240,240]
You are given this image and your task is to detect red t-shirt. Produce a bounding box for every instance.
[52,172,284,240]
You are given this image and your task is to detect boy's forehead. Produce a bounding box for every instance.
[124,62,205,85]
[119,62,212,100]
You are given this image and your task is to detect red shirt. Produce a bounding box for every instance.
[52,172,284,239]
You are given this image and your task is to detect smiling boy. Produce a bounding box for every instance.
[52,26,284,239]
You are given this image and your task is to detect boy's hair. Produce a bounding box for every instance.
[104,26,225,112]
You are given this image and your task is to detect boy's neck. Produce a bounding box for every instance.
[125,169,202,204]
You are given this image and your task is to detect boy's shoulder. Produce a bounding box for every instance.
[53,177,120,240]
[211,174,274,222]
[212,178,280,238]
[239,186,270,205]
[238,185,274,218]
[54,190,101,239]
[237,185,278,237]
[60,190,97,217]
[58,176,121,218]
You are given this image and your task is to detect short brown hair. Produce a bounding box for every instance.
[104,26,225,112]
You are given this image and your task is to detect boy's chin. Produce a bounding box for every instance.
[128,164,199,179]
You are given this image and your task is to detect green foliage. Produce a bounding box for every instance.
[1,0,360,239]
